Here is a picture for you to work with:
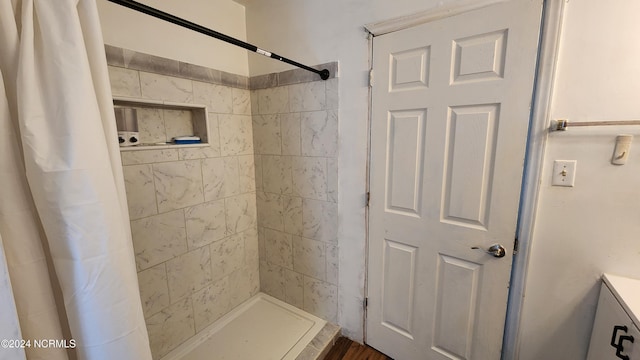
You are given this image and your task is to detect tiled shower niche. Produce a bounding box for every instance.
[114,97,209,148]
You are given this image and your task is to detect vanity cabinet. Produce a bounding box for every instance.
[588,274,640,360]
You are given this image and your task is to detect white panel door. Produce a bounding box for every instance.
[367,1,543,359]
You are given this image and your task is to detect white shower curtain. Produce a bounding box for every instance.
[0,0,152,359]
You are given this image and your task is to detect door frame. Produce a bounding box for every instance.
[363,0,566,358]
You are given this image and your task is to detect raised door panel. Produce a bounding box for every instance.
[390,47,431,91]
[452,29,508,84]
[386,110,427,217]
[432,254,481,359]
[442,104,499,229]
[381,239,418,339]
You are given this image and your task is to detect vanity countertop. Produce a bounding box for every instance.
[603,273,640,326]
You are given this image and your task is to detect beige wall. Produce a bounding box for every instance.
[97,0,249,76]
[518,1,640,358]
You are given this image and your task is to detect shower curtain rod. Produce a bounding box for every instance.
[106,0,331,80]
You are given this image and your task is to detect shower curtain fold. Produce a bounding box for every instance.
[0,0,152,359]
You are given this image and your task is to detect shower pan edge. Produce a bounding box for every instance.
[160,292,328,360]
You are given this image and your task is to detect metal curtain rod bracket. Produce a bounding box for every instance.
[550,119,640,131]
[107,0,330,80]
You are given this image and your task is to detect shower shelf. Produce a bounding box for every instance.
[118,142,210,151]
[113,96,210,151]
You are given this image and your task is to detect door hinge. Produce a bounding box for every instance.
[369,69,374,87]
[513,237,519,255]
[365,192,370,207]
[364,297,368,309]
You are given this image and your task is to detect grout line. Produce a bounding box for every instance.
[136,69,143,98]
[150,163,161,218]
[181,207,189,252]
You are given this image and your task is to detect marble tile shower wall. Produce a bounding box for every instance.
[106,46,258,359]
[250,70,339,323]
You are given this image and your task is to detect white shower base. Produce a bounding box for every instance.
[161,293,327,360]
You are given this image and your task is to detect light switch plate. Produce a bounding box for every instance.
[552,160,577,187]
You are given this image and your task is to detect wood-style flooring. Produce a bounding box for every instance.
[324,337,393,360]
